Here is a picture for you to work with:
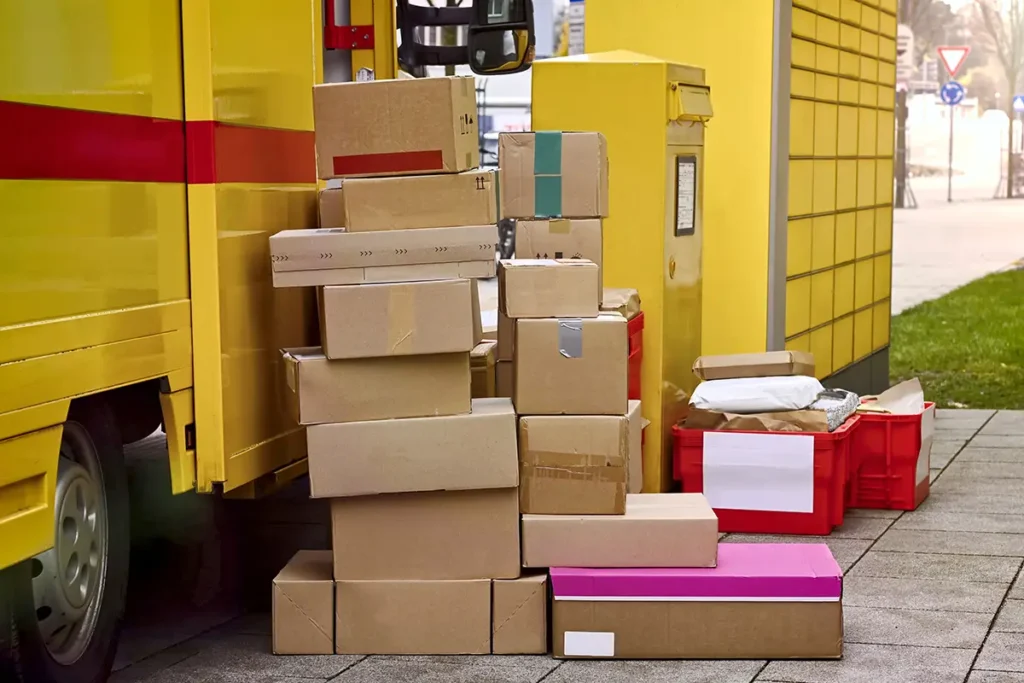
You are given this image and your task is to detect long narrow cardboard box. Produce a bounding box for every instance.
[341,170,498,231]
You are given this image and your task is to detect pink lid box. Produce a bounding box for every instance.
[550,543,842,600]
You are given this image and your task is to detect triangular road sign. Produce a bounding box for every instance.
[1014,95,1024,113]
[937,46,971,77]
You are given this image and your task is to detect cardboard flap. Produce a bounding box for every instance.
[858,378,926,415]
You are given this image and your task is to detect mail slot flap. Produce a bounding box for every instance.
[670,83,713,122]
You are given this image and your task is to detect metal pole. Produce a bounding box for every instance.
[895,89,907,208]
[947,105,954,203]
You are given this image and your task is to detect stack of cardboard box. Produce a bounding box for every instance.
[268,76,543,656]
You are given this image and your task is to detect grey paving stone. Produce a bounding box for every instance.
[895,511,1024,534]
[934,478,1024,497]
[977,632,1024,672]
[972,436,1024,449]
[995,600,1024,632]
[844,605,991,648]
[721,535,871,572]
[335,656,559,683]
[847,551,1021,583]
[911,492,1024,515]
[936,417,990,431]
[943,461,1024,479]
[931,469,942,483]
[960,448,1024,464]
[932,440,969,457]
[938,409,996,421]
[846,508,903,520]
[1008,572,1024,599]
[982,424,1024,436]
[930,449,958,469]
[547,660,765,683]
[829,516,893,540]
[969,672,1024,683]
[873,529,1024,556]
[759,642,975,683]
[936,429,980,442]
[843,576,1007,613]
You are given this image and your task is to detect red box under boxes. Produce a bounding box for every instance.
[672,417,859,535]
[627,312,643,401]
[847,402,935,511]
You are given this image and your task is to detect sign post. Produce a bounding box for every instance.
[937,46,970,203]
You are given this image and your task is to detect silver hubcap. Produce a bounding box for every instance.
[32,426,108,665]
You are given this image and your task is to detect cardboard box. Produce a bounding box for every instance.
[496,360,513,398]
[281,348,470,425]
[515,219,603,300]
[496,309,515,361]
[521,493,718,568]
[314,76,479,179]
[318,188,346,228]
[342,170,498,232]
[625,400,643,494]
[514,314,628,415]
[471,341,497,398]
[601,288,641,321]
[307,398,517,498]
[272,550,334,655]
[319,279,477,359]
[550,544,843,659]
[335,579,491,655]
[330,488,520,580]
[272,259,496,289]
[270,225,496,277]
[692,351,816,381]
[499,132,609,219]
[493,574,548,655]
[499,259,599,319]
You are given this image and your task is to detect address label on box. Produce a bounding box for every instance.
[702,432,815,513]
[563,631,615,657]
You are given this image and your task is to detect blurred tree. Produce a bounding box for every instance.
[962,67,1000,110]
[906,0,956,62]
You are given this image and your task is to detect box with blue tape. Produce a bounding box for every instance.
[498,132,608,219]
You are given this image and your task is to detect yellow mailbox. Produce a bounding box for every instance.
[533,51,713,492]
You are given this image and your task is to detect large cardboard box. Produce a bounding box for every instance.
[307,398,517,498]
[330,488,520,580]
[514,314,628,415]
[550,544,843,659]
[515,219,603,286]
[521,493,718,568]
[499,132,609,218]
[496,309,515,361]
[471,341,497,398]
[518,405,644,515]
[318,188,346,229]
[335,579,491,655]
[496,360,513,398]
[319,279,477,359]
[692,351,816,381]
[314,76,478,179]
[341,170,498,232]
[272,259,496,289]
[492,574,548,655]
[625,400,643,494]
[281,348,470,425]
[499,259,600,319]
[272,550,334,655]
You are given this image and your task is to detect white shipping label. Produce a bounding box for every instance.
[564,631,615,657]
[675,156,696,236]
[916,405,936,484]
[702,432,815,513]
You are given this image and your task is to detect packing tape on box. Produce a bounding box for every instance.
[521,450,627,469]
[558,318,583,358]
[387,284,416,352]
[521,463,627,483]
[548,218,571,234]
[533,131,563,218]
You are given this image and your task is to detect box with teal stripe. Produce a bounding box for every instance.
[498,132,609,220]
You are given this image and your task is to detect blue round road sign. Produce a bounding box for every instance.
[940,81,965,106]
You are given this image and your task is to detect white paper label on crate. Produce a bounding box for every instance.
[563,631,615,657]
[702,432,815,513]
[916,405,936,484]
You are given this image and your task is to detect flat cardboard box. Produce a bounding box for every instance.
[625,400,643,494]
[319,188,346,228]
[269,225,496,274]
[492,574,548,655]
[330,488,520,580]
[342,170,497,232]
[515,219,603,301]
[272,550,334,655]
[514,314,628,415]
[499,259,600,319]
[319,279,476,359]
[335,579,491,655]
[496,360,513,398]
[550,544,843,659]
[496,309,515,361]
[499,132,609,218]
[314,76,478,179]
[281,348,470,425]
[471,341,497,398]
[307,398,517,498]
[521,493,718,568]
[692,351,816,381]
[272,259,496,288]
[601,288,641,321]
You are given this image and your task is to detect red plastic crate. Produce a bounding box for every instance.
[672,417,860,535]
[627,312,644,401]
[847,402,935,511]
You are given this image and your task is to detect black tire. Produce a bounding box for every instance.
[0,398,130,683]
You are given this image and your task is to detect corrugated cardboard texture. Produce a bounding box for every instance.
[272,550,334,655]
[521,494,718,568]
[281,348,470,425]
[518,414,628,515]
[692,351,816,381]
[498,132,609,219]
[471,341,497,398]
[601,288,641,321]
[497,309,515,361]
[306,398,517,498]
[313,76,478,179]
[319,279,476,359]
[272,259,496,288]
[515,220,603,303]
[330,489,520,580]
[492,574,548,655]
[514,314,628,415]
[498,259,599,319]
[269,225,496,273]
[336,580,491,655]
[626,400,643,494]
[318,188,346,229]
[496,360,513,398]
[342,170,497,231]
[684,407,830,433]
[552,600,842,659]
